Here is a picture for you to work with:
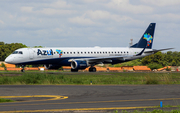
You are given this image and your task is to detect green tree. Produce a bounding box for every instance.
[141,51,180,67]
[34,46,43,48]
[0,42,27,61]
[0,42,4,45]
[141,54,154,65]
[153,52,163,64]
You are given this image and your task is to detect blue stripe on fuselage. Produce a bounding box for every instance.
[15,57,93,66]
[15,57,128,66]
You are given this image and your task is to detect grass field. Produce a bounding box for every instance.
[0,98,14,103]
[0,72,180,85]
[114,109,180,113]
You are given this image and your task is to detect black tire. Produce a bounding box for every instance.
[89,68,93,72]
[92,67,96,72]
[21,69,25,72]
[89,67,96,72]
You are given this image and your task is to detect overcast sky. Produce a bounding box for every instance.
[0,0,180,51]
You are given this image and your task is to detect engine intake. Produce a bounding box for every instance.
[71,60,88,69]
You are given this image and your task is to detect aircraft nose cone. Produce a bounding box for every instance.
[5,57,9,63]
[5,56,12,63]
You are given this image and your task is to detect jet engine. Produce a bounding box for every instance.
[71,60,88,70]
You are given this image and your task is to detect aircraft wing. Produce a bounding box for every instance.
[84,55,144,64]
[69,55,128,63]
[144,48,174,53]
[68,54,148,64]
[68,47,146,64]
[68,47,174,64]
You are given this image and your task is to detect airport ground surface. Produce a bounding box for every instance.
[1,84,180,113]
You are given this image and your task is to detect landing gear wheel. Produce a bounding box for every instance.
[89,67,96,72]
[21,69,25,72]
[71,68,78,72]
[21,65,25,72]
[92,67,96,72]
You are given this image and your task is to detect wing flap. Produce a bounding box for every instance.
[68,56,125,62]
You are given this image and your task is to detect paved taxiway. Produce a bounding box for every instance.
[0,85,180,112]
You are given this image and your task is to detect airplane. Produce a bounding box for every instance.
[5,23,173,72]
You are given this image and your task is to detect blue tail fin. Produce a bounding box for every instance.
[130,23,156,49]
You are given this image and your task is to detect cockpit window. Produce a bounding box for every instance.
[19,51,23,54]
[12,51,18,54]
[12,51,23,54]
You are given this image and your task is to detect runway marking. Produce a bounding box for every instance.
[0,97,179,107]
[0,95,68,103]
[0,106,168,113]
[0,97,179,113]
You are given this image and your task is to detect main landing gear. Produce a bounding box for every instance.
[89,67,96,72]
[70,66,97,72]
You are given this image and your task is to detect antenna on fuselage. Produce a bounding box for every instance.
[129,39,133,47]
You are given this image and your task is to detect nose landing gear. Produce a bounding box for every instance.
[21,65,25,72]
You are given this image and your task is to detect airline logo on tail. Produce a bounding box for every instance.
[143,33,153,46]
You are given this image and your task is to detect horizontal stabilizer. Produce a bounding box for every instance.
[144,48,174,53]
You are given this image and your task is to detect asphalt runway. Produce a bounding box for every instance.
[0,85,180,112]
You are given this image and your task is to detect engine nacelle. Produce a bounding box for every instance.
[44,64,62,69]
[71,60,88,70]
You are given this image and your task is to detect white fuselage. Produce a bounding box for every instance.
[5,47,152,66]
